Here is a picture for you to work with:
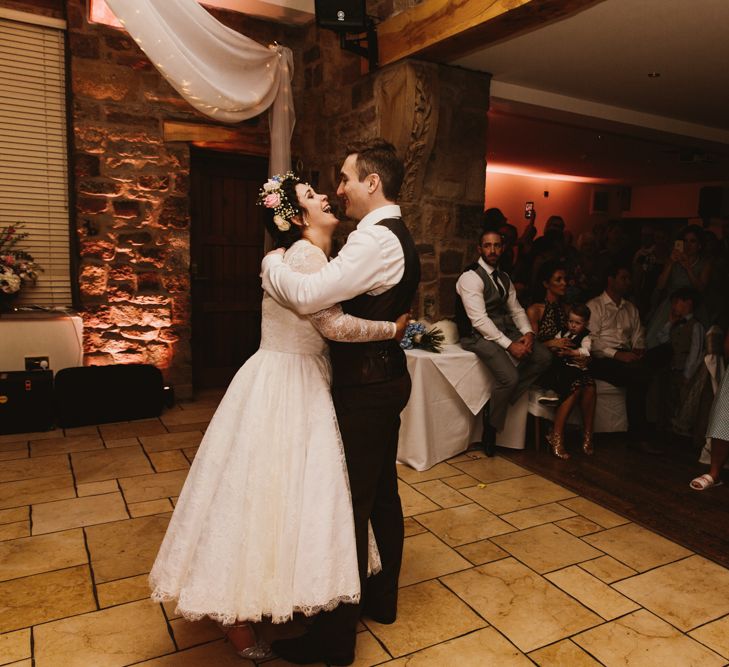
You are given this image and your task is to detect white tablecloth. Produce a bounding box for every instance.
[397,344,528,471]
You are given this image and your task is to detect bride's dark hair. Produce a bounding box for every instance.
[263,174,304,249]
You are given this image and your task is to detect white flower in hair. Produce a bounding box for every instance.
[273,215,290,231]
[263,180,277,192]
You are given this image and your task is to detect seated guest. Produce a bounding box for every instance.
[526,261,596,459]
[587,264,670,452]
[456,229,551,456]
[653,287,704,435]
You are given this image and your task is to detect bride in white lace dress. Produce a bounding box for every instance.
[149,173,406,649]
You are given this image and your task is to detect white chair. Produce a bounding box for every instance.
[528,380,628,450]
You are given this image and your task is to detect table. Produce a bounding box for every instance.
[397,344,528,471]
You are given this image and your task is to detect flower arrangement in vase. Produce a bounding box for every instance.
[0,224,42,311]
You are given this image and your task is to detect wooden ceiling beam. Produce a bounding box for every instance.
[377,0,604,66]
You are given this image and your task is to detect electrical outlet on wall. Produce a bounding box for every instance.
[25,356,49,371]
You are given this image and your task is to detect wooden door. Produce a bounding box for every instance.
[190,149,268,389]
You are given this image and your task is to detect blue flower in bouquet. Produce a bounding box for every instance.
[400,320,444,353]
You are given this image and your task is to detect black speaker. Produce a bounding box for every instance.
[0,370,54,435]
[315,0,367,31]
[54,364,166,428]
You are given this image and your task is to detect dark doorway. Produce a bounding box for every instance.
[190,149,268,389]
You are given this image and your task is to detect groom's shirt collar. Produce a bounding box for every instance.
[357,204,402,229]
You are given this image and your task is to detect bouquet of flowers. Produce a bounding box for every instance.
[0,224,42,296]
[400,320,445,353]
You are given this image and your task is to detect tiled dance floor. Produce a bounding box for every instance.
[1,393,728,666]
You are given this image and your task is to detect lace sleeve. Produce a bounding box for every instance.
[284,241,396,342]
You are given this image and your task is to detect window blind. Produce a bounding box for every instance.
[0,16,71,308]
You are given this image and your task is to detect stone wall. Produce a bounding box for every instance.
[64,0,304,397]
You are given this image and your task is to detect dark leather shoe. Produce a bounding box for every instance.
[362,604,396,625]
[481,424,496,457]
[271,633,354,666]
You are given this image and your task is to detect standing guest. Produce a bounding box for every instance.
[587,264,670,452]
[527,261,596,459]
[456,229,551,456]
[646,225,710,348]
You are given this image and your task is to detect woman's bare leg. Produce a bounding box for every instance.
[580,383,597,453]
[548,390,579,459]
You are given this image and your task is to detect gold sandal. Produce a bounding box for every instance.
[546,431,570,460]
[582,433,594,455]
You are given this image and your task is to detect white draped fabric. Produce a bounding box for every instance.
[106,0,295,174]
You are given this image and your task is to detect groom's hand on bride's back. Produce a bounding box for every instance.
[394,313,411,341]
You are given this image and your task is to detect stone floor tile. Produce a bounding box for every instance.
[689,615,729,660]
[442,557,601,653]
[492,523,602,574]
[97,574,152,608]
[442,473,479,489]
[160,407,216,427]
[398,481,439,517]
[0,506,28,525]
[396,462,462,484]
[0,565,96,633]
[614,555,729,631]
[0,454,69,484]
[148,449,190,472]
[134,639,248,666]
[71,445,153,484]
[455,539,509,566]
[140,431,203,453]
[0,430,60,445]
[98,420,167,440]
[0,507,30,525]
[32,493,128,534]
[415,503,514,547]
[0,628,30,665]
[129,498,174,518]
[574,609,725,667]
[350,630,391,666]
[584,522,693,572]
[167,422,210,434]
[402,517,427,537]
[0,529,87,582]
[559,496,629,528]
[119,469,188,504]
[579,555,637,583]
[528,639,603,666]
[365,580,485,657]
[388,627,533,666]
[86,514,170,583]
[30,435,103,457]
[0,474,75,510]
[461,475,576,515]
[77,480,119,497]
[446,450,485,464]
[0,441,27,453]
[34,598,175,667]
[0,448,28,461]
[0,521,29,541]
[399,532,471,587]
[451,457,531,483]
[161,599,181,621]
[170,617,223,650]
[63,425,99,437]
[104,437,140,449]
[182,446,199,462]
[3,659,31,666]
[501,502,577,530]
[411,479,470,508]
[546,565,640,620]
[554,515,603,536]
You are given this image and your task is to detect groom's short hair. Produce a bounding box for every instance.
[345,138,404,201]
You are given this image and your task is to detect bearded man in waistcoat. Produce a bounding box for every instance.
[455,228,551,456]
[261,138,420,665]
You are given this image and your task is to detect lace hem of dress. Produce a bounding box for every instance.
[149,587,361,625]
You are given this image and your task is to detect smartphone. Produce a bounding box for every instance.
[674,239,684,253]
[524,201,534,220]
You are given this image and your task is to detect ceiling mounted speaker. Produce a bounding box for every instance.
[315,0,367,32]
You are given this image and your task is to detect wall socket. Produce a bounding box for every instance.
[25,356,50,371]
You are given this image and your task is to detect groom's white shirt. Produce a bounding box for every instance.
[261,204,405,315]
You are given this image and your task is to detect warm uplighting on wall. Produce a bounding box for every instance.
[486,162,622,185]
[88,0,123,27]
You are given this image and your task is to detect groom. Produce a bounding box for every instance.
[262,138,420,665]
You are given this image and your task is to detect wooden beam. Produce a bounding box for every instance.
[163,120,269,155]
[378,0,604,66]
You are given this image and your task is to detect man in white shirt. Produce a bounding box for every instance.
[587,264,671,448]
[264,139,420,666]
[455,229,551,455]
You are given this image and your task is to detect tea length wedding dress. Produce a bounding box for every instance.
[149,240,392,624]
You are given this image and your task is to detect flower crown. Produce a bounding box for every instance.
[257,172,300,231]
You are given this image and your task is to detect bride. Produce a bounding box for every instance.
[148,172,407,657]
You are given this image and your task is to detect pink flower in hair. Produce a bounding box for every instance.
[263,193,281,209]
